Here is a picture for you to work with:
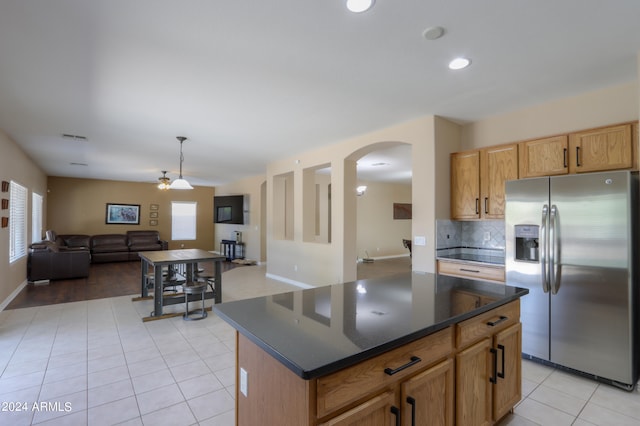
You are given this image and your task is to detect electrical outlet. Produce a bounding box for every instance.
[484,231,491,241]
[294,264,298,272]
[240,368,248,397]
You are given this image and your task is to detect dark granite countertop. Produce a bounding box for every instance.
[213,272,527,379]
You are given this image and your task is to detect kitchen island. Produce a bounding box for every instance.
[214,272,528,425]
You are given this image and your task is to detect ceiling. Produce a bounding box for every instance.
[1,1,639,187]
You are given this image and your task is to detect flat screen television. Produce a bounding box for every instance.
[214,195,245,224]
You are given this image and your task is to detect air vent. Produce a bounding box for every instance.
[62,134,88,141]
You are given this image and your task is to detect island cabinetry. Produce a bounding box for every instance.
[456,300,522,426]
[518,135,569,178]
[568,123,633,173]
[450,144,518,220]
[317,327,454,425]
[437,259,504,283]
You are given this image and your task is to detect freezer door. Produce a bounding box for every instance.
[549,171,633,384]
[505,177,550,360]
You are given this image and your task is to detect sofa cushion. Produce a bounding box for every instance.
[90,234,129,253]
[60,234,90,248]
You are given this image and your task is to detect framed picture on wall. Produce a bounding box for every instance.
[150,211,158,218]
[106,203,141,225]
[150,204,159,210]
[149,219,158,226]
[393,203,412,220]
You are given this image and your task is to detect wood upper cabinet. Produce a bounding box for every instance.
[451,144,517,220]
[480,144,518,219]
[451,150,480,219]
[519,135,569,178]
[569,123,633,173]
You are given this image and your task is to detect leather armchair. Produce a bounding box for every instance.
[28,241,90,281]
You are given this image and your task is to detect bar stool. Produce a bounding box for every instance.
[182,282,208,321]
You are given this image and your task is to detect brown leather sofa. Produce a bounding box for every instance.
[28,240,91,281]
[89,230,168,263]
[28,230,168,281]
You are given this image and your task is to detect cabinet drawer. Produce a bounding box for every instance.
[317,327,453,419]
[437,260,504,283]
[456,299,520,349]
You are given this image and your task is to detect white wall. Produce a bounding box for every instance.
[462,81,638,150]
[266,116,459,286]
[356,181,412,259]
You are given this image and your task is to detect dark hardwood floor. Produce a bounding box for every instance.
[7,260,238,310]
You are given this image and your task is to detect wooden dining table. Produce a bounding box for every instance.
[137,249,226,321]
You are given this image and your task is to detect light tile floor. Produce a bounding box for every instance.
[1,264,639,425]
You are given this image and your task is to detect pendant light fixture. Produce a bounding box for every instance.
[157,170,171,190]
[169,136,193,190]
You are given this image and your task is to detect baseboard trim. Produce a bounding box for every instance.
[0,279,28,311]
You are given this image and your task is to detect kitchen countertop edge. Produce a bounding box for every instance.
[214,285,528,380]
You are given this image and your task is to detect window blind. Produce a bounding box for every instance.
[10,181,27,263]
[171,201,197,240]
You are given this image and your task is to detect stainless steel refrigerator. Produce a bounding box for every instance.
[505,170,638,389]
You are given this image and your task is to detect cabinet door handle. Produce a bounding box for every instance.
[384,356,421,376]
[406,396,416,426]
[497,344,505,379]
[490,347,498,384]
[487,315,507,327]
[460,268,480,273]
[563,148,567,168]
[484,197,488,214]
[576,146,581,167]
[475,198,479,214]
[390,406,400,426]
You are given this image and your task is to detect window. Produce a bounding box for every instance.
[9,181,27,263]
[32,192,43,243]
[171,201,197,240]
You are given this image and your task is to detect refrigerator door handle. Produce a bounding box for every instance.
[549,204,560,294]
[540,204,550,293]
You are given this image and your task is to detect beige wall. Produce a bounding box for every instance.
[213,174,265,262]
[356,181,412,259]
[47,177,215,250]
[266,116,456,286]
[0,130,48,307]
[462,81,639,150]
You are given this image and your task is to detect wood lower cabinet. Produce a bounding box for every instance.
[455,302,522,426]
[318,391,398,426]
[235,300,522,426]
[401,358,454,426]
[437,259,505,283]
[321,359,455,426]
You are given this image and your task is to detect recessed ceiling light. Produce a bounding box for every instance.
[346,0,374,13]
[449,57,471,70]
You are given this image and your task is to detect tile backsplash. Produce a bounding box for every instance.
[436,219,505,250]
